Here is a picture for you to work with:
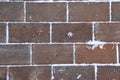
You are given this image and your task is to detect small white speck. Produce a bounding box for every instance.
[76,74,82,79]
[67,32,73,38]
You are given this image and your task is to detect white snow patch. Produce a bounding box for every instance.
[67,32,73,38]
[76,74,82,79]
[86,40,106,50]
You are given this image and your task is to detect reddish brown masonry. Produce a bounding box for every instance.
[0,1,120,80]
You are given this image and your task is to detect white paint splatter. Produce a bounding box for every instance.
[76,74,82,79]
[86,40,106,50]
[67,32,73,38]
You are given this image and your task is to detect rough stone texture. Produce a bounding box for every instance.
[76,44,116,63]
[32,44,73,64]
[54,66,95,80]
[9,66,51,80]
[9,23,50,43]
[0,2,24,21]
[26,2,66,22]
[69,2,109,21]
[0,45,30,65]
[52,23,92,42]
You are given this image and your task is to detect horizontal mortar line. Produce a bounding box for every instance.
[1,1,120,2]
[1,21,120,24]
[0,63,120,67]
[0,42,120,45]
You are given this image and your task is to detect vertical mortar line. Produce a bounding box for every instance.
[92,22,95,41]
[50,23,52,43]
[51,66,54,80]
[6,23,9,43]
[24,1,26,22]
[66,2,69,22]
[73,43,76,64]
[116,44,119,64]
[95,65,98,80]
[109,1,112,22]
[30,44,33,65]
[7,66,9,80]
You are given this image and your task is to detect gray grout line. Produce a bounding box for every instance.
[24,1,26,22]
[109,1,112,22]
[66,2,69,22]
[116,44,119,64]
[51,66,54,80]
[73,43,76,64]
[30,44,33,65]
[6,1,120,2]
[6,23,9,43]
[95,65,97,80]
[7,66,9,80]
[50,23,52,43]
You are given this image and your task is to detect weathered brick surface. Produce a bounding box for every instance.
[52,23,92,42]
[0,67,7,80]
[112,2,120,21]
[0,23,6,43]
[0,1,119,80]
[0,45,30,65]
[69,2,109,21]
[54,66,95,80]
[32,44,73,64]
[98,66,120,80]
[95,23,120,42]
[9,23,50,43]
[9,66,51,80]
[76,44,116,63]
[0,2,24,21]
[26,2,66,22]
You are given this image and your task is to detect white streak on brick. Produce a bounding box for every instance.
[50,23,52,43]
[92,22,95,41]
[51,66,54,80]
[66,2,69,22]
[6,23,9,43]
[73,44,76,64]
[109,1,112,22]
[67,32,73,38]
[95,65,97,80]
[7,66,9,80]
[30,44,33,65]
[116,44,119,64]
[24,1,26,22]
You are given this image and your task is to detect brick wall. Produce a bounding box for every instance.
[0,0,120,80]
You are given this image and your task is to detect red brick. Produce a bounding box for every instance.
[98,66,120,80]
[118,44,120,63]
[0,45,30,65]
[32,44,73,64]
[0,2,24,21]
[0,23,6,43]
[95,23,120,42]
[54,66,95,80]
[0,67,7,80]
[112,2,120,21]
[52,23,92,42]
[76,44,116,63]
[9,66,51,80]
[26,2,66,22]
[9,23,50,43]
[69,2,109,21]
